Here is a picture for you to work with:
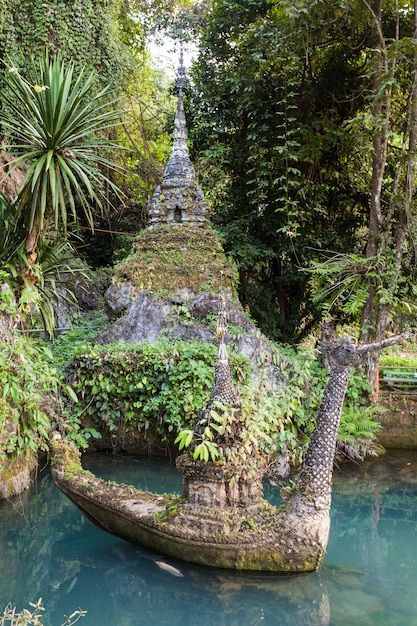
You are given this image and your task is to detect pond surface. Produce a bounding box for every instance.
[1,450,417,626]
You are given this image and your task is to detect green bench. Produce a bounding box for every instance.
[379,367,417,392]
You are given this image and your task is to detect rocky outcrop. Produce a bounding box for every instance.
[98,288,284,383]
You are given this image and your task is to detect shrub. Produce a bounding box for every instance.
[1,598,86,625]
[66,340,251,444]
[0,335,59,457]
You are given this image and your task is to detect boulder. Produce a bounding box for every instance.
[97,287,285,383]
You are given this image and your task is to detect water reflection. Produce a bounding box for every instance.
[1,451,417,626]
[50,532,334,626]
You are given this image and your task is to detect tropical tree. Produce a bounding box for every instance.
[188,0,369,341]
[0,52,124,265]
[359,0,417,377]
[189,0,417,372]
[308,0,417,386]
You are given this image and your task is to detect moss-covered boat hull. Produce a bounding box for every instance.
[51,439,329,573]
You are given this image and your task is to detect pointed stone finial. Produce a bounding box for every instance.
[199,295,240,415]
[176,42,186,97]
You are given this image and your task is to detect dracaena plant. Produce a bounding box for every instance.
[0,51,124,262]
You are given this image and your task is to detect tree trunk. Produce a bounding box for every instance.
[24,213,40,266]
[360,0,417,389]
[360,0,386,344]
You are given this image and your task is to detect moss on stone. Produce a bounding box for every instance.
[113,225,238,297]
[50,438,92,480]
[0,449,37,499]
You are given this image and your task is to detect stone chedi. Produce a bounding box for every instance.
[148,52,208,228]
[176,300,266,513]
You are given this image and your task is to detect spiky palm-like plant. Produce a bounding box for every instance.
[0,53,123,261]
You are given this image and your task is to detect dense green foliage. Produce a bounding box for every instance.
[0,0,131,93]
[65,336,381,461]
[256,345,381,463]
[0,53,124,278]
[188,0,369,341]
[0,51,125,337]
[0,276,65,458]
[66,340,251,444]
[49,310,110,368]
[0,286,102,457]
[188,0,417,350]
[379,353,417,368]
[0,331,59,458]
[0,335,102,457]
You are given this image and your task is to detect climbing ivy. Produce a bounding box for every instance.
[2,0,132,90]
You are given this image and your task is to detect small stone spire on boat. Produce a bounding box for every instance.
[194,294,241,437]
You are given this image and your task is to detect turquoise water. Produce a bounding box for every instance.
[1,450,417,625]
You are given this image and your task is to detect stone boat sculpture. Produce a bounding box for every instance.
[51,50,404,573]
[51,315,401,573]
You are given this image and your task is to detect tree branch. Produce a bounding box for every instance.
[356,332,408,354]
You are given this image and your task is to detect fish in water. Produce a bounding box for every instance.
[155,560,184,577]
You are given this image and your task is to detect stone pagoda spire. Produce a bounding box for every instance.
[196,295,240,417]
[148,45,208,228]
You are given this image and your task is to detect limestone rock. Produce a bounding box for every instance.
[97,288,284,383]
[98,290,172,344]
[72,276,99,310]
[105,281,134,318]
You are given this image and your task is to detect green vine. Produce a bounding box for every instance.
[3,0,131,90]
